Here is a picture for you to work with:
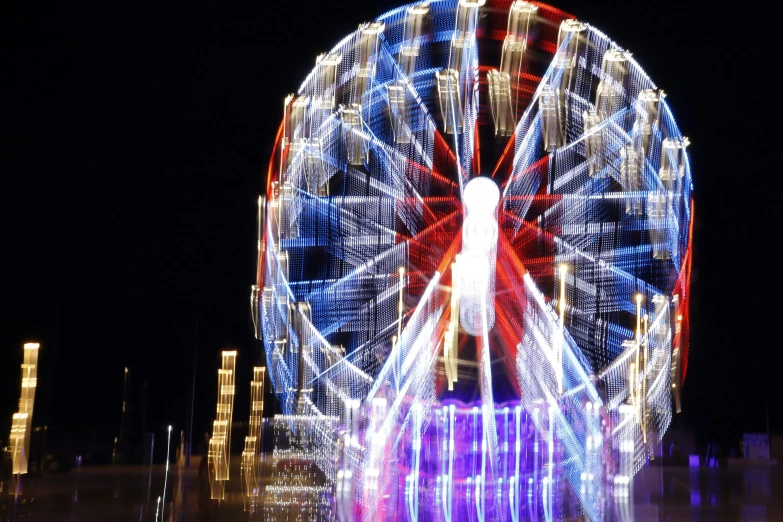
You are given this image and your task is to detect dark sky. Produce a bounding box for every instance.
[3,1,777,453]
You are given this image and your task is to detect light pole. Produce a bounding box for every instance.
[116,367,130,463]
[162,425,172,522]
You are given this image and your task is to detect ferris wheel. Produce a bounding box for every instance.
[251,1,693,520]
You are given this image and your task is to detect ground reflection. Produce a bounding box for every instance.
[1,458,781,521]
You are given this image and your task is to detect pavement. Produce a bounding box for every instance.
[1,457,782,521]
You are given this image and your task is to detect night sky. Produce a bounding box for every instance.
[4,1,777,456]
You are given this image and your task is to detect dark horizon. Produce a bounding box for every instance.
[3,0,777,458]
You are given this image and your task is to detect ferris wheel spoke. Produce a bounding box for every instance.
[376,42,439,171]
[499,34,569,194]
[303,208,459,337]
[376,40,465,208]
[311,212,459,348]
[502,208,664,316]
[360,123,459,236]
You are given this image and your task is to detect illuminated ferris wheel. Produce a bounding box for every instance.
[251,1,693,520]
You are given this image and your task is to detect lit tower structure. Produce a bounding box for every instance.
[241,366,265,512]
[252,1,694,520]
[8,343,40,477]
[207,350,236,500]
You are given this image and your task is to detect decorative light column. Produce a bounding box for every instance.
[8,343,40,476]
